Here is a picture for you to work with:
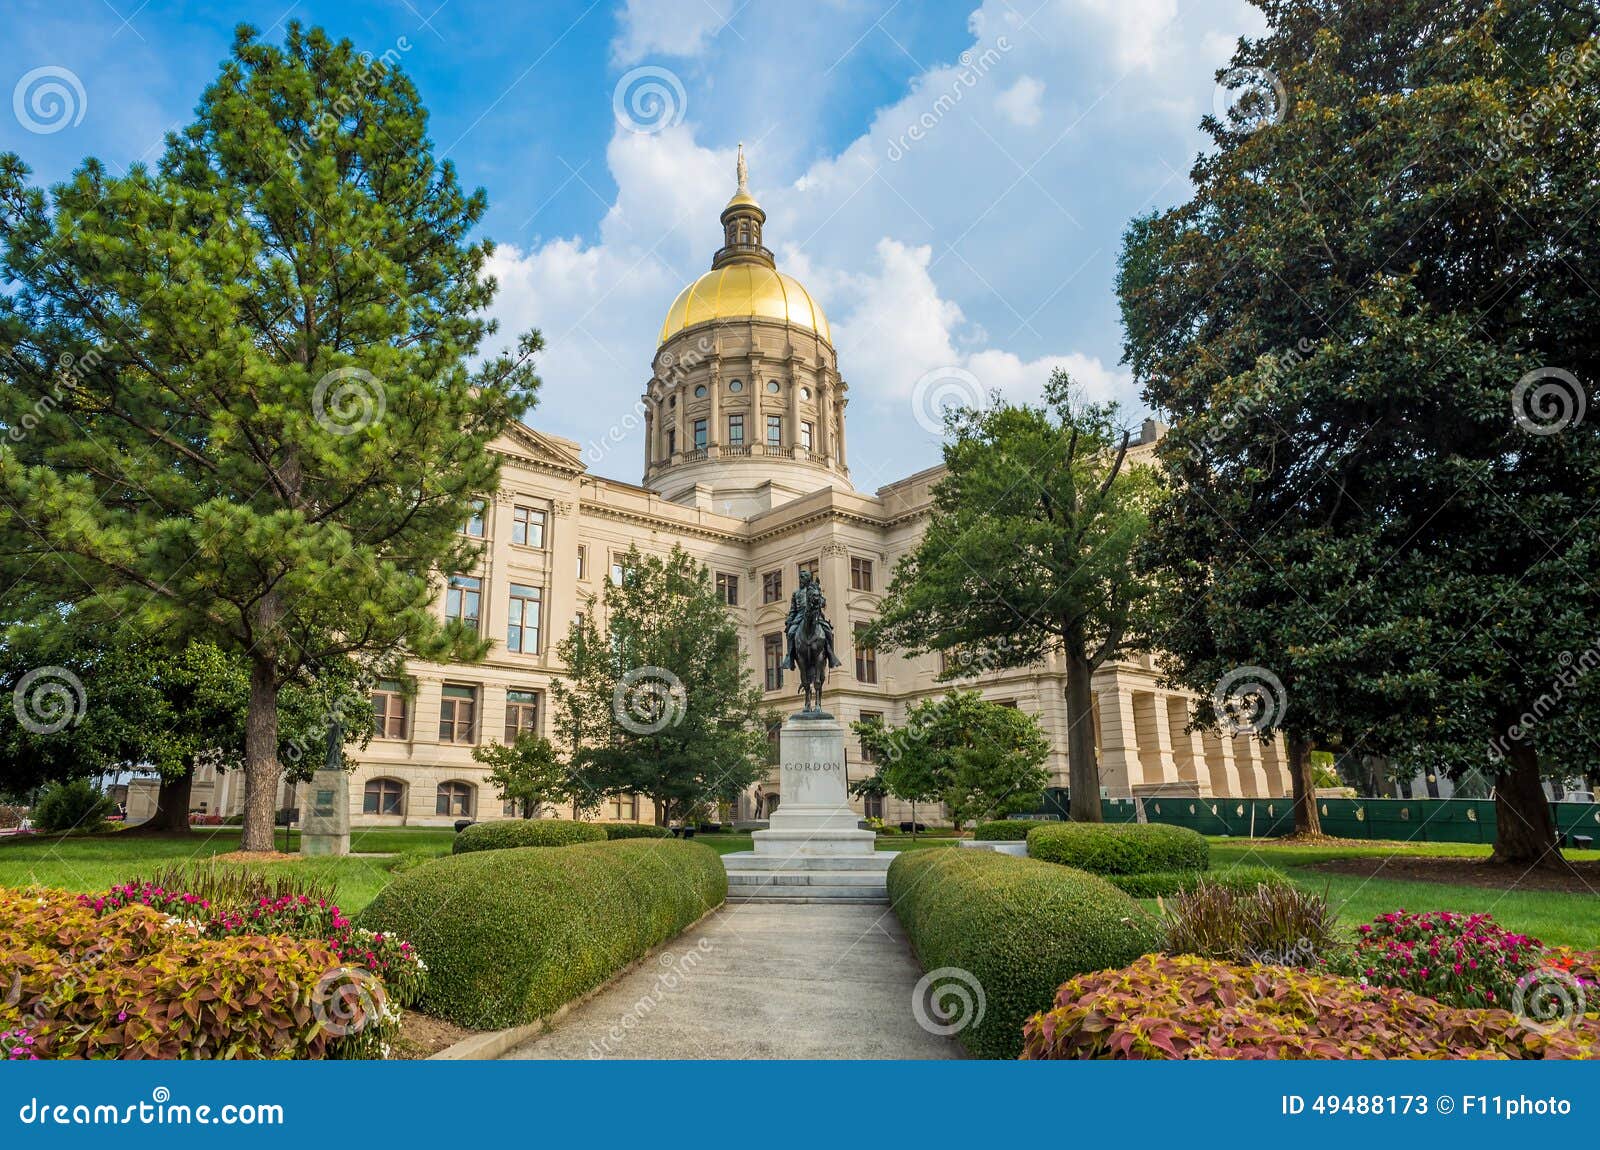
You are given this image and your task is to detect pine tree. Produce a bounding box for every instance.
[0,25,540,849]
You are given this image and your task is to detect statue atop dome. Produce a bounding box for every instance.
[736,142,748,195]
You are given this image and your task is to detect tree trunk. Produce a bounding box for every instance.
[1063,647,1103,822]
[1491,737,1561,868]
[1287,732,1321,837]
[240,656,282,852]
[134,766,194,834]
[655,796,670,827]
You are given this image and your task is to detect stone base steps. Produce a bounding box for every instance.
[722,851,891,904]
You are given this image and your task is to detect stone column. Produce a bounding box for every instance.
[819,378,836,464]
[835,389,849,470]
[751,356,766,452]
[1134,691,1180,786]
[672,395,685,461]
[642,400,655,474]
[707,366,721,454]
[1201,727,1245,796]
[1233,733,1269,796]
[788,364,802,457]
[1166,694,1208,791]
[1096,678,1139,795]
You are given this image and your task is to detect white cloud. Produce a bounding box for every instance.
[995,75,1045,127]
[489,0,1261,482]
[612,0,737,63]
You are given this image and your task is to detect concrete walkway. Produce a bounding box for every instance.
[501,903,961,1060]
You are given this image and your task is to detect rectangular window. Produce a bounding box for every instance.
[727,414,744,445]
[716,572,739,607]
[439,684,478,744]
[446,575,482,633]
[762,570,782,604]
[800,421,813,451]
[461,500,486,538]
[854,623,877,684]
[859,710,883,762]
[850,556,874,592]
[576,544,588,581]
[371,680,408,740]
[797,557,819,582]
[608,794,638,821]
[766,414,782,447]
[505,689,540,743]
[693,418,708,450]
[611,559,634,586]
[512,505,547,549]
[666,428,676,455]
[507,583,542,653]
[763,634,784,692]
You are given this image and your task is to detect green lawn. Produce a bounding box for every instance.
[0,826,456,913]
[1206,837,1600,949]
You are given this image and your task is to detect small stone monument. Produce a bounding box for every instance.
[751,713,876,857]
[299,717,350,857]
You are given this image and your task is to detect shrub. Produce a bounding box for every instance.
[356,839,727,1029]
[972,819,1055,841]
[887,848,1164,1059]
[1163,879,1339,967]
[602,822,672,840]
[31,780,113,833]
[451,818,608,854]
[1339,911,1549,1010]
[1021,954,1600,1059]
[1,888,338,1059]
[1026,822,1208,875]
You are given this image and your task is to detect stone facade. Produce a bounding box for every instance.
[202,159,1289,828]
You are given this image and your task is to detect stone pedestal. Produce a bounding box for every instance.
[752,714,876,857]
[299,768,350,857]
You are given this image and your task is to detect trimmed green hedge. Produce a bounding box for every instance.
[356,839,726,1029]
[971,819,1057,842]
[1107,865,1292,899]
[1026,822,1208,875]
[602,822,672,840]
[451,818,608,854]
[887,849,1164,1059]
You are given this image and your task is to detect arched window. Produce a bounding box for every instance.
[363,778,405,816]
[436,781,474,817]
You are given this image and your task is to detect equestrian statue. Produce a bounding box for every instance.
[780,567,842,715]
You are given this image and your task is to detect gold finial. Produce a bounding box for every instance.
[736,142,748,194]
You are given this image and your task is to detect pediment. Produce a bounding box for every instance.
[493,421,587,475]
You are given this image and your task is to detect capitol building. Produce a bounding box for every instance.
[190,159,1291,828]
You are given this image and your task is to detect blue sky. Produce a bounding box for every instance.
[1,0,1265,490]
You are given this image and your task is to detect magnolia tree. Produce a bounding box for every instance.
[0,25,539,850]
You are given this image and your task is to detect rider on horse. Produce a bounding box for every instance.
[780,568,842,672]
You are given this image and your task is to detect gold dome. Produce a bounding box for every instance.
[657,263,831,346]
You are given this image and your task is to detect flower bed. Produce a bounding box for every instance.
[1021,953,1600,1060]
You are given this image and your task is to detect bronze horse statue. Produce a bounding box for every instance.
[783,570,841,715]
